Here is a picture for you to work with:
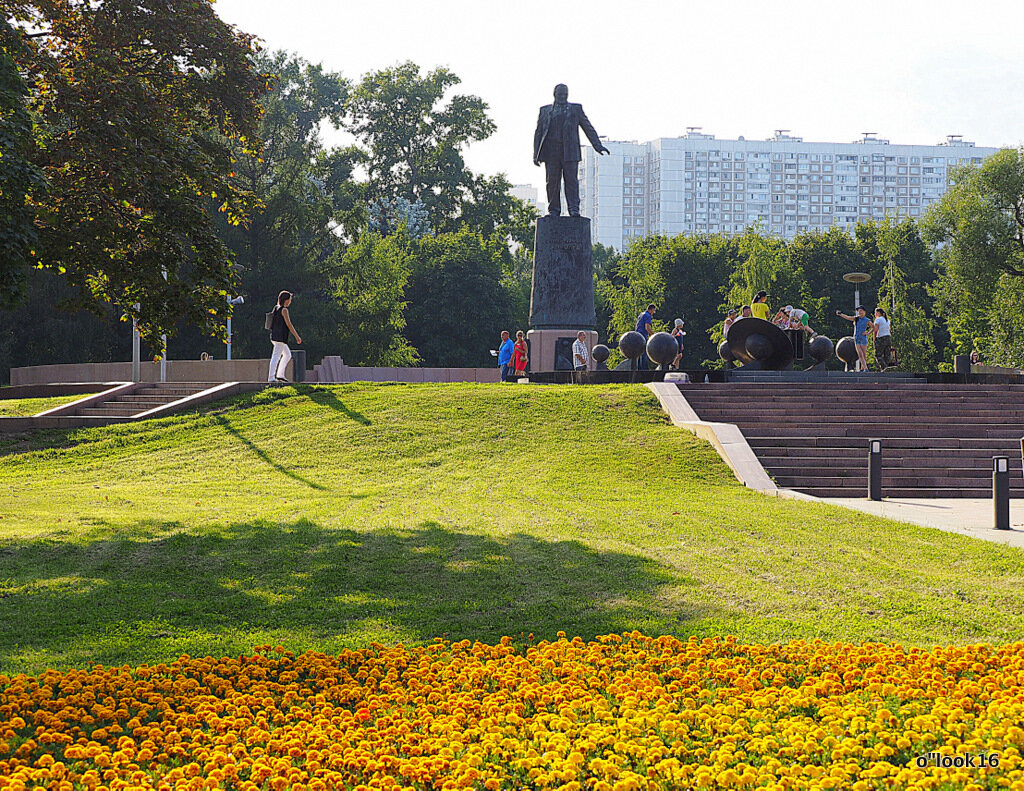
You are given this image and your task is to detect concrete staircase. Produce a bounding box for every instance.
[72,383,213,419]
[679,381,1024,498]
[1,381,265,433]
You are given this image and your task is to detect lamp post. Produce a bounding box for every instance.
[131,303,141,383]
[843,272,871,314]
[226,295,244,360]
[160,268,168,383]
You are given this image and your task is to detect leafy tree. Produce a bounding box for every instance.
[789,228,865,339]
[0,269,134,385]
[212,51,361,364]
[0,25,43,301]
[7,0,265,352]
[875,244,936,372]
[367,197,431,239]
[331,232,418,366]
[725,226,807,318]
[924,149,1024,279]
[859,219,939,370]
[924,149,1024,366]
[603,233,735,367]
[346,62,498,235]
[459,173,537,247]
[592,243,623,343]
[404,229,516,367]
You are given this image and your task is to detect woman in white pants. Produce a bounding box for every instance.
[268,290,302,382]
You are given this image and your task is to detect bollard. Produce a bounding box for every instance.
[993,456,1010,530]
[292,349,306,383]
[868,439,882,501]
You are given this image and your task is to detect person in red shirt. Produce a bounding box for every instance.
[513,331,529,377]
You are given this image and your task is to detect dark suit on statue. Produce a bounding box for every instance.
[533,102,605,216]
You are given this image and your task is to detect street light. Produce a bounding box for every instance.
[843,272,871,313]
[226,295,244,360]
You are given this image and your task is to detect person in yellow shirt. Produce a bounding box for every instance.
[750,291,770,320]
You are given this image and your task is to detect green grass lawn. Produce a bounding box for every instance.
[1,383,1022,675]
[0,391,99,417]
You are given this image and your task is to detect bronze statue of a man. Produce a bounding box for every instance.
[533,84,609,217]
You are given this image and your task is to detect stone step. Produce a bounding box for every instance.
[134,388,207,396]
[693,411,1024,422]
[685,383,1024,391]
[111,397,180,406]
[78,407,143,418]
[755,448,1023,461]
[741,425,1024,439]
[688,399,1024,411]
[747,435,1024,449]
[759,455,1023,469]
[794,486,1024,499]
[773,474,1024,488]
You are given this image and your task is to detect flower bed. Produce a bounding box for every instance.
[1,633,1022,790]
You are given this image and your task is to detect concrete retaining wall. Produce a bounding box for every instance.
[11,359,293,385]
[0,382,124,400]
[312,357,500,384]
[11,357,502,385]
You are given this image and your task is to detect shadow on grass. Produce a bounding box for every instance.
[214,416,326,491]
[306,388,372,425]
[0,520,709,669]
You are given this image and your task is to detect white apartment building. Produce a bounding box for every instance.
[510,183,545,214]
[579,130,999,250]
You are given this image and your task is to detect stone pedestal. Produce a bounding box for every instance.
[527,329,598,372]
[530,215,595,330]
[529,215,596,371]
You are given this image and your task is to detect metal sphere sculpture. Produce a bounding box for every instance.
[718,340,735,364]
[835,336,858,371]
[807,335,835,367]
[646,332,678,369]
[744,333,773,362]
[618,331,646,361]
[592,344,610,370]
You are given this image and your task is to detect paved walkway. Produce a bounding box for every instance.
[827,497,1024,548]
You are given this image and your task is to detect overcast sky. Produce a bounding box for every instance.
[215,0,1024,192]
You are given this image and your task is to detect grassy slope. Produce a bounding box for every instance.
[0,392,99,417]
[1,383,1022,675]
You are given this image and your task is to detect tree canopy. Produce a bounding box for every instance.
[924,149,1024,366]
[8,0,266,351]
[0,25,43,301]
[347,62,499,236]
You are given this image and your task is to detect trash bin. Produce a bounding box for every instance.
[292,349,306,382]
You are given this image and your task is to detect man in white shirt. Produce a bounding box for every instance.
[572,331,589,383]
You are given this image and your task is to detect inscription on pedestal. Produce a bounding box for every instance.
[529,215,596,330]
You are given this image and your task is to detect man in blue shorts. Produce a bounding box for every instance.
[837,306,870,372]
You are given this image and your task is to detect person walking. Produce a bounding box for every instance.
[837,306,871,373]
[268,290,302,383]
[869,307,892,370]
[635,303,656,370]
[513,331,529,377]
[572,331,590,383]
[750,291,770,321]
[497,331,515,382]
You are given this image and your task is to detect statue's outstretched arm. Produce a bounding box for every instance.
[579,109,609,154]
